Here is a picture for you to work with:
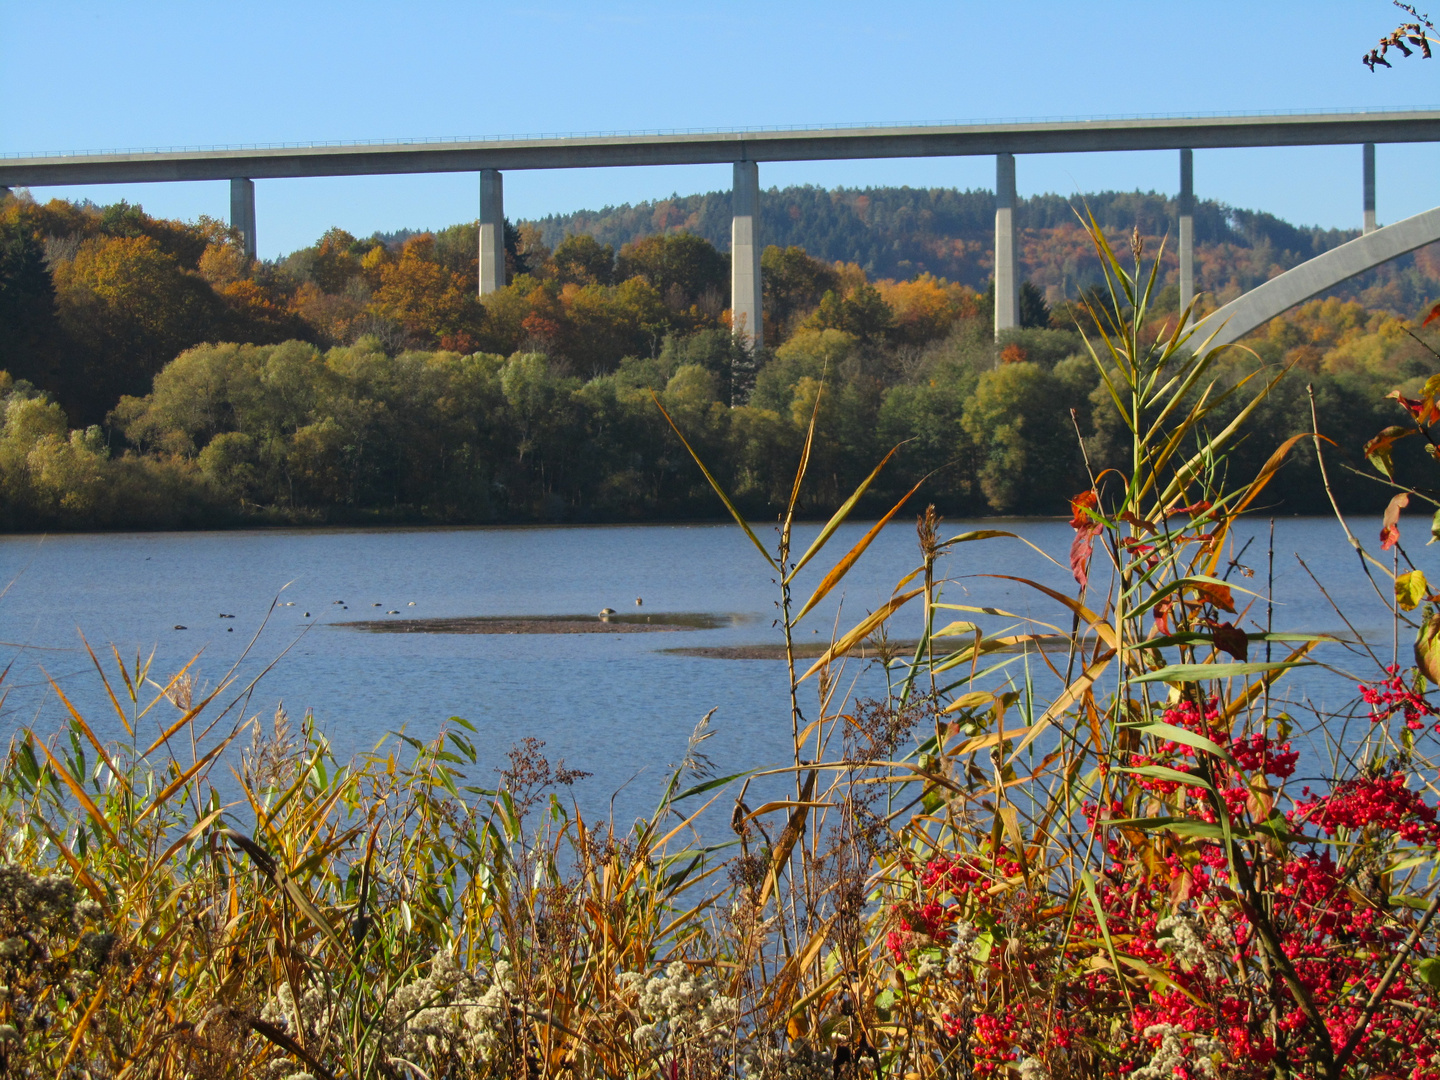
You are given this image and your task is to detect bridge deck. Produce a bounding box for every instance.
[4,110,1440,186]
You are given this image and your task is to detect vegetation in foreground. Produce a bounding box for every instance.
[2,220,1440,1079]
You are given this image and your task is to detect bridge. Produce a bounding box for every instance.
[4,109,1437,346]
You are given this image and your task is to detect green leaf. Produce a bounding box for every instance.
[1124,720,1231,759]
[1135,631,1338,650]
[670,770,751,804]
[1417,610,1440,684]
[1417,957,1440,990]
[1252,811,1302,842]
[939,529,1021,547]
[1365,425,1413,479]
[1390,893,1436,912]
[1108,815,1229,839]
[1397,569,1429,612]
[1080,870,1128,1004]
[1131,661,1312,684]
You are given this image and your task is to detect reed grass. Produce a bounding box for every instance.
[1,220,1438,1079]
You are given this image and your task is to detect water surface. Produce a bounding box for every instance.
[0,517,1402,825]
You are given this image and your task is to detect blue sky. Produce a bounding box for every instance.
[5,1,1440,258]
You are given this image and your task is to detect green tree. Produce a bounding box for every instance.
[961,360,1086,513]
[761,245,838,343]
[1019,280,1051,328]
[657,328,752,405]
[0,218,62,395]
[52,235,224,422]
[614,233,727,311]
[310,228,365,293]
[807,285,896,344]
[553,234,615,286]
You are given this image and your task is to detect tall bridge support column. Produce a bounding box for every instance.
[1363,143,1377,234]
[994,153,1017,338]
[1179,149,1194,314]
[229,178,256,261]
[478,169,505,295]
[731,160,762,347]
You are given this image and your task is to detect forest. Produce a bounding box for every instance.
[0,184,1436,530]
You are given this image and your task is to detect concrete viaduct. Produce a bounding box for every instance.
[4,109,1438,347]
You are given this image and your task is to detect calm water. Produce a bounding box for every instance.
[0,517,1404,825]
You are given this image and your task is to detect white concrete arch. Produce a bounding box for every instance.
[1191,206,1440,350]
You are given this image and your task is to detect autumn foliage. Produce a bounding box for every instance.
[5,187,1440,529]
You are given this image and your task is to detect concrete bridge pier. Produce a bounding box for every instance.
[1179,149,1194,314]
[229,178,256,261]
[478,169,505,295]
[994,153,1017,338]
[731,160,762,347]
[1364,143,1377,233]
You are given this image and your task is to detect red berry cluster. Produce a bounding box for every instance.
[883,691,1440,1078]
[1361,665,1440,731]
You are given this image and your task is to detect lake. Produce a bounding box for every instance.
[0,516,1405,827]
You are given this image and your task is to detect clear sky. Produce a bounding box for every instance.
[4,1,1440,258]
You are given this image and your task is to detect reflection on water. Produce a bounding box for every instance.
[0,517,1401,824]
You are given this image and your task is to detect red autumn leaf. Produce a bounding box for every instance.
[1386,390,1440,427]
[1381,491,1410,551]
[1153,595,1175,636]
[1118,510,1158,534]
[1069,490,1098,529]
[1191,581,1236,614]
[1365,425,1415,479]
[1069,491,1102,590]
[1208,620,1249,662]
[1167,867,1194,904]
[1165,500,1213,518]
